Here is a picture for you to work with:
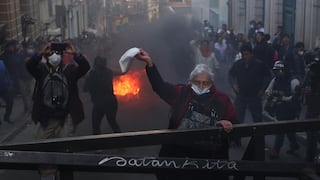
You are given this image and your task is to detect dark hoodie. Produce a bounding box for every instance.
[84,56,116,106]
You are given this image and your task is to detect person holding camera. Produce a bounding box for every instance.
[26,42,90,180]
[265,61,300,159]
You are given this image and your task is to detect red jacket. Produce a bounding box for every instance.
[146,65,237,129]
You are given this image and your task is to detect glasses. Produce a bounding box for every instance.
[192,80,212,87]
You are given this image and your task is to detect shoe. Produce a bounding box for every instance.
[269,148,279,159]
[286,144,300,154]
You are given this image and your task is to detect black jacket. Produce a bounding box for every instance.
[26,54,90,125]
[229,58,271,97]
[83,67,116,106]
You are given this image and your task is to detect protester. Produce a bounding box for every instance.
[265,61,300,159]
[190,39,220,73]
[202,20,214,40]
[18,42,35,114]
[0,60,14,124]
[26,42,90,180]
[0,40,20,96]
[272,26,285,49]
[302,49,320,162]
[255,21,265,33]
[229,44,271,125]
[248,20,257,39]
[278,34,293,62]
[254,32,275,69]
[214,36,228,65]
[84,56,123,135]
[285,42,306,83]
[135,48,236,180]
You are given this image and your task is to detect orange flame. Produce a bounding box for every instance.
[113,71,142,96]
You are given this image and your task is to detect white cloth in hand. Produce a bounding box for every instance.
[119,47,140,73]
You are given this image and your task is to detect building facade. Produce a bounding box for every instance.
[0,0,88,44]
[229,0,320,49]
[39,0,88,40]
[0,0,22,41]
[191,0,228,30]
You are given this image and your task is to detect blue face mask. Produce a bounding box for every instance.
[191,84,210,95]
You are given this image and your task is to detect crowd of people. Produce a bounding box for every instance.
[197,19,320,162]
[0,18,319,180]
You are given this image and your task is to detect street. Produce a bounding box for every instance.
[0,15,312,180]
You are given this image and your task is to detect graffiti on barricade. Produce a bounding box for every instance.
[98,156,239,171]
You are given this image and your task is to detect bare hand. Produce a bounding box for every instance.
[232,84,239,93]
[216,120,233,133]
[65,42,77,56]
[39,43,51,56]
[135,49,153,67]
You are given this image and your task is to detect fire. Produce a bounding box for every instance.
[113,71,142,96]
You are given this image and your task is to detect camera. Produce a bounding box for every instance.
[52,96,64,106]
[51,43,68,52]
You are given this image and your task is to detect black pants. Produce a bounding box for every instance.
[92,97,121,135]
[305,94,320,162]
[0,90,14,122]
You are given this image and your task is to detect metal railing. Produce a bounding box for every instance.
[0,119,319,180]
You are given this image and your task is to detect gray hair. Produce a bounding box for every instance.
[189,64,215,82]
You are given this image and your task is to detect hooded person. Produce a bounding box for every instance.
[26,42,90,180]
[84,56,125,135]
[135,48,237,180]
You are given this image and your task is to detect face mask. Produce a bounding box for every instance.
[48,53,62,66]
[298,51,304,56]
[27,48,34,55]
[191,84,210,95]
[250,24,254,28]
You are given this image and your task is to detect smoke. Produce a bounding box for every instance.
[109,14,196,83]
[78,3,201,132]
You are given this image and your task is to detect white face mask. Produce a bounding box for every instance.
[27,48,34,55]
[191,84,210,95]
[48,53,62,66]
[298,51,304,56]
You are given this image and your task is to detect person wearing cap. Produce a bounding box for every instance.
[135,48,236,180]
[265,61,300,159]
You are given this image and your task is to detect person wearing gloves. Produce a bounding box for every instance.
[26,42,90,180]
[264,61,300,159]
[135,49,236,180]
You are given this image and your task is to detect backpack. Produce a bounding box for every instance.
[0,60,12,92]
[41,64,69,113]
